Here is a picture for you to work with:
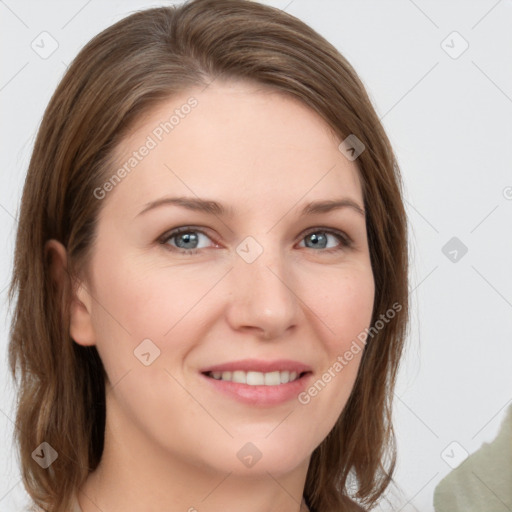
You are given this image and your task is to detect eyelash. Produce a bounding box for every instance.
[158,226,353,255]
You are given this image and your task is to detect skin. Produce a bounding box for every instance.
[47,79,375,512]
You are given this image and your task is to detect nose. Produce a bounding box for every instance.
[225,240,299,340]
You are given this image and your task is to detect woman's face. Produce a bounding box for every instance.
[74,80,375,477]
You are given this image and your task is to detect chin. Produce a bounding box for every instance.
[202,434,312,476]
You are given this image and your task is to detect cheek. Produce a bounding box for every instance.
[313,266,375,348]
[287,266,374,450]
[92,249,374,344]
[88,252,223,373]
[306,266,374,399]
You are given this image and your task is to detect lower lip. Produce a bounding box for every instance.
[200,372,313,406]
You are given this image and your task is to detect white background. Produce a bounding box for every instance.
[1,1,511,511]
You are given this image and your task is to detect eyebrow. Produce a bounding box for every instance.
[136,196,365,218]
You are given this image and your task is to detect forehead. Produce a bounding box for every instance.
[106,80,363,216]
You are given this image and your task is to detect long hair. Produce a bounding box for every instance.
[8,1,409,511]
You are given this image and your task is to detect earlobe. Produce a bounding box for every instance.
[69,281,97,347]
[45,239,96,347]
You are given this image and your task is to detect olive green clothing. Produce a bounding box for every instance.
[434,404,512,511]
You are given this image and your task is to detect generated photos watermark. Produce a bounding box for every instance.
[93,96,198,200]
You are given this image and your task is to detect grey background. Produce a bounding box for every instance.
[1,1,512,510]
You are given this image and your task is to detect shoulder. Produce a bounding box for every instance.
[434,405,512,511]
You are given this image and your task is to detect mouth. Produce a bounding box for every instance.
[202,370,310,386]
[199,359,313,406]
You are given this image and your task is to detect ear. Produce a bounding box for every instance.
[45,239,96,347]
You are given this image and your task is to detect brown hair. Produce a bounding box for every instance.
[8,1,408,511]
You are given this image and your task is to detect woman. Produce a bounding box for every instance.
[8,1,409,511]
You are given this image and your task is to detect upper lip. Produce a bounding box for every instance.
[201,359,312,374]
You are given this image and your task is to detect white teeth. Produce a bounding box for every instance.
[232,370,246,384]
[207,370,303,385]
[247,371,264,385]
[264,371,281,385]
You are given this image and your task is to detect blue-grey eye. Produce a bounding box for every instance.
[300,230,348,251]
[161,228,213,252]
[174,231,198,249]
